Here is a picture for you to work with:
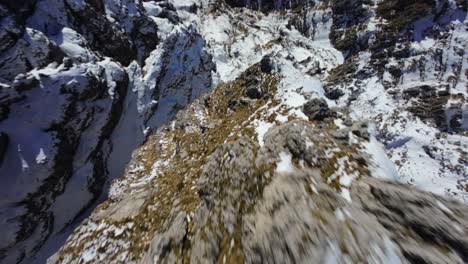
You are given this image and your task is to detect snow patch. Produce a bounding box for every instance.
[35,148,47,164]
[276,152,294,174]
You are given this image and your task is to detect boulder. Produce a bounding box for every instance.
[302,98,334,121]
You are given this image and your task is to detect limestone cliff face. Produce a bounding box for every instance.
[0,0,467,264]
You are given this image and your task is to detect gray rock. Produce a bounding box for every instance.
[142,121,468,264]
[242,168,404,264]
[351,121,370,140]
[245,86,264,99]
[141,210,188,264]
[0,28,64,81]
[93,190,152,222]
[302,98,334,121]
[191,137,262,263]
[354,177,468,263]
[224,0,308,12]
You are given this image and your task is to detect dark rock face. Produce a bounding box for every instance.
[0,5,24,55]
[330,0,373,56]
[0,63,129,263]
[403,85,453,131]
[260,55,274,73]
[0,4,136,262]
[64,1,137,66]
[0,26,65,81]
[225,0,313,12]
[61,0,159,66]
[245,86,264,99]
[0,0,158,72]
[1,0,37,21]
[325,88,345,100]
[302,98,333,121]
[12,74,40,91]
[0,132,8,166]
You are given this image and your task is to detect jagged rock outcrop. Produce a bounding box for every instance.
[302,98,334,121]
[48,60,280,263]
[0,21,64,81]
[140,121,468,264]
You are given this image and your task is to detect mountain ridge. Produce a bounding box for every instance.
[0,0,466,263]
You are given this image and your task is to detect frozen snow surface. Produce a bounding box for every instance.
[0,0,467,263]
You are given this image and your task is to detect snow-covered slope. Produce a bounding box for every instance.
[0,0,467,263]
[325,0,468,201]
[0,0,214,263]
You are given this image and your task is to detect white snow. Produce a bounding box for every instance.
[334,209,346,221]
[341,188,352,203]
[18,145,30,171]
[35,148,47,164]
[365,132,399,181]
[143,1,162,17]
[54,27,96,62]
[81,247,97,263]
[255,121,274,147]
[2,1,466,263]
[276,152,294,174]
